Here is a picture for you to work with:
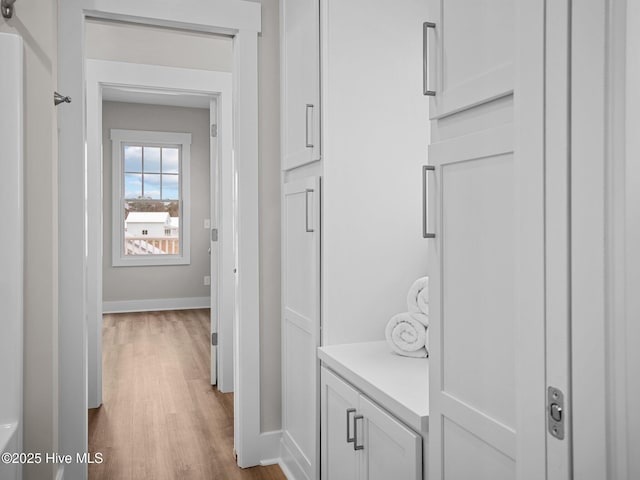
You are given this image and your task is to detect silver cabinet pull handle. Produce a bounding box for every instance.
[305,188,314,233]
[423,165,435,238]
[346,408,356,443]
[353,414,364,451]
[305,104,314,148]
[423,22,436,96]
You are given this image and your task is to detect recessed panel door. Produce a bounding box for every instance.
[283,176,320,479]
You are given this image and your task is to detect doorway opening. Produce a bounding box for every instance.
[58,3,264,476]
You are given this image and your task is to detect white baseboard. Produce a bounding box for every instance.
[102,296,210,313]
[55,465,65,480]
[279,434,308,480]
[259,430,282,466]
[278,458,297,480]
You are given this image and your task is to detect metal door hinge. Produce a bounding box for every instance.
[548,386,565,439]
[211,124,218,137]
[211,228,218,242]
[211,332,218,346]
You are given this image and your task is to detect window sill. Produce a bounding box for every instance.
[112,255,191,267]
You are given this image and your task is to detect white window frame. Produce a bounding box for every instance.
[111,129,191,266]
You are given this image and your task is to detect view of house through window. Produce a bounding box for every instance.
[123,144,181,256]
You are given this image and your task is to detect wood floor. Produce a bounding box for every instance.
[88,309,286,480]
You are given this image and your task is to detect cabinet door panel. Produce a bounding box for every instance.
[282,177,320,480]
[320,368,359,480]
[282,0,320,170]
[427,0,514,118]
[359,396,422,480]
[428,126,518,479]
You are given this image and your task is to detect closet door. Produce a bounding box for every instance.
[281,0,321,170]
[426,1,556,479]
[282,177,320,480]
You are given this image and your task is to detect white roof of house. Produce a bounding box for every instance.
[125,212,170,224]
[169,217,179,228]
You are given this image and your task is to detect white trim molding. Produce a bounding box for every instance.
[103,296,211,314]
[258,430,283,466]
[55,465,65,480]
[85,59,234,412]
[58,3,263,478]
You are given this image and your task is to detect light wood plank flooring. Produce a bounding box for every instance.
[88,309,285,480]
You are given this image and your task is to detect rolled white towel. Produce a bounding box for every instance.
[407,277,429,316]
[385,312,428,358]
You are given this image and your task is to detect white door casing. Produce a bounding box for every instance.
[85,60,234,403]
[58,2,262,477]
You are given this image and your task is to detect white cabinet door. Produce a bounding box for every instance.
[282,177,320,480]
[320,367,423,480]
[320,368,360,480]
[281,0,320,170]
[359,396,422,480]
[426,1,557,479]
[425,0,514,119]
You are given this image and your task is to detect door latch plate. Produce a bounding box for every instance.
[548,386,565,439]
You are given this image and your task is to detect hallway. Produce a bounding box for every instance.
[88,309,285,480]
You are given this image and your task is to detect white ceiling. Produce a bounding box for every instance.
[102,86,212,109]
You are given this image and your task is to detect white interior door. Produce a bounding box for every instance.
[282,176,320,480]
[425,1,566,478]
[210,97,218,386]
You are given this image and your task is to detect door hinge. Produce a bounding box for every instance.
[210,124,218,137]
[211,332,218,346]
[548,386,565,439]
[211,228,218,242]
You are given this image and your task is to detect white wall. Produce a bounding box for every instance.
[86,18,233,72]
[321,0,429,345]
[0,2,59,479]
[102,101,211,303]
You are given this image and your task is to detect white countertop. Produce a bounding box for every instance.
[318,341,429,432]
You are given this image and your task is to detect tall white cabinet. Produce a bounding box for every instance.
[425,0,570,479]
[280,0,429,478]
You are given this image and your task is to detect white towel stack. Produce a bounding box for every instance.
[385,277,430,358]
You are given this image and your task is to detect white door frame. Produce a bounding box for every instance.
[85,59,235,409]
[58,2,263,477]
[571,0,637,479]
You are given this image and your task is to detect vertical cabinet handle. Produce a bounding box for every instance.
[305,104,314,148]
[305,188,314,233]
[353,415,364,451]
[423,22,436,96]
[346,408,356,443]
[423,165,435,238]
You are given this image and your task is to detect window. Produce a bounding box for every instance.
[111,129,191,266]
